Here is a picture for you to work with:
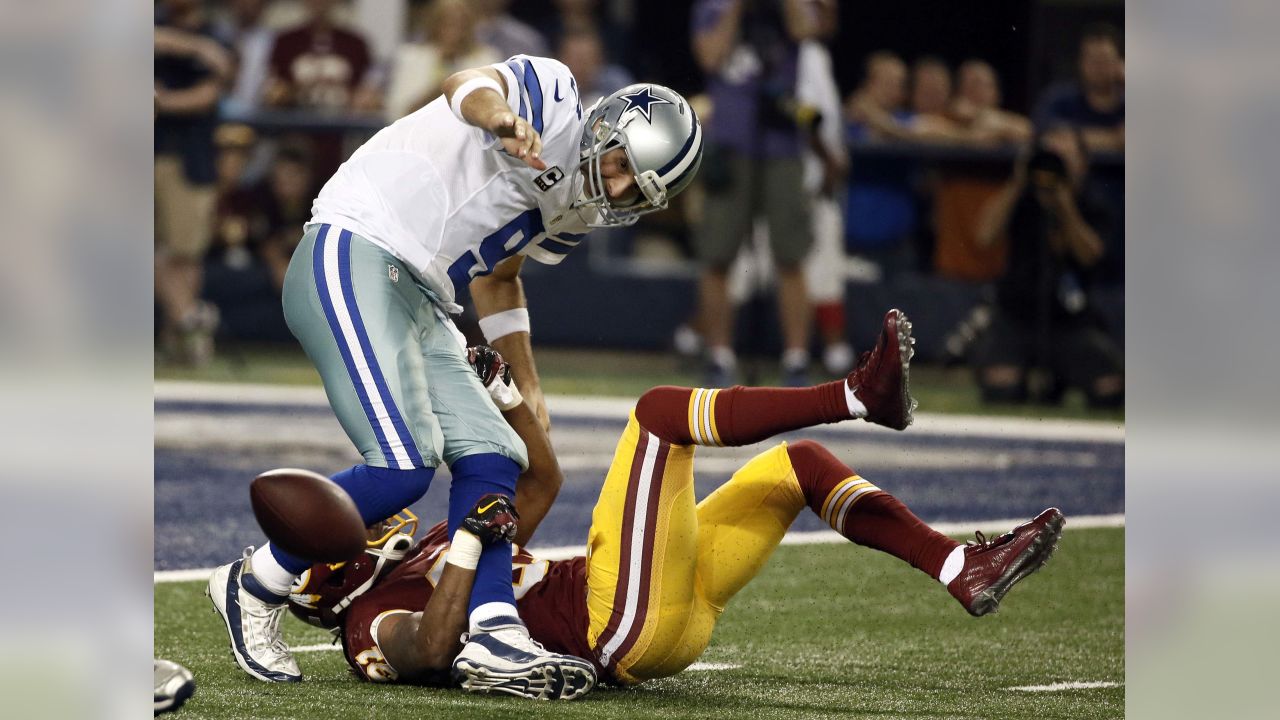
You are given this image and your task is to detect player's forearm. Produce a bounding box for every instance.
[503,402,563,545]
[472,274,542,401]
[385,565,473,682]
[442,68,508,131]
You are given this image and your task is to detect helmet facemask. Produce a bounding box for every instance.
[573,119,669,228]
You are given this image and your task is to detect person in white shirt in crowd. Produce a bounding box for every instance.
[386,0,502,121]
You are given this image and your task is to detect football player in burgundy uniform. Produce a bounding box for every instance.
[290,310,1065,688]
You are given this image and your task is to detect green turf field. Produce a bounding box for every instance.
[155,527,1123,719]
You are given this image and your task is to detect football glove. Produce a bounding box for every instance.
[461,493,519,546]
[467,345,523,411]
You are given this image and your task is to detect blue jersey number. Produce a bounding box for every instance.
[447,209,544,294]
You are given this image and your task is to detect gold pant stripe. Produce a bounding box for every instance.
[586,420,806,684]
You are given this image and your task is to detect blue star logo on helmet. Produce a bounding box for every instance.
[618,86,673,124]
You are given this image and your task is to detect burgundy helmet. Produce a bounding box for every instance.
[287,510,418,629]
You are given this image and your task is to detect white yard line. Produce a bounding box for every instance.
[1008,681,1123,692]
[155,381,1123,443]
[154,513,1123,583]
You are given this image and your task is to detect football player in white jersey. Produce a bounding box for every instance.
[207,55,703,699]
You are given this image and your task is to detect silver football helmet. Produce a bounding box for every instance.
[574,83,703,228]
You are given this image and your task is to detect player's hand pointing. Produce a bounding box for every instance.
[490,112,547,171]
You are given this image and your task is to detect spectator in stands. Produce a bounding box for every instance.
[264,0,380,113]
[1034,22,1124,152]
[540,0,632,68]
[842,51,919,274]
[910,56,951,118]
[265,0,380,186]
[557,25,633,108]
[692,0,821,387]
[385,0,500,120]
[214,0,275,114]
[971,129,1123,408]
[256,145,317,293]
[211,123,263,273]
[795,1,854,376]
[843,50,910,141]
[474,0,549,60]
[951,59,1032,145]
[154,0,232,366]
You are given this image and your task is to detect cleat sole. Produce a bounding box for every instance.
[453,658,595,701]
[967,510,1065,617]
[897,311,917,430]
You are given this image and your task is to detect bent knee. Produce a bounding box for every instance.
[635,386,696,443]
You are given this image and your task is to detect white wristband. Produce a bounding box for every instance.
[487,375,524,412]
[449,77,504,124]
[478,308,531,343]
[446,530,483,570]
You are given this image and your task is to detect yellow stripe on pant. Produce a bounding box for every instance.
[585,415,805,684]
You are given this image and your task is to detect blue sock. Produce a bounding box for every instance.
[448,453,519,614]
[331,464,435,525]
[267,543,311,575]
[269,464,435,576]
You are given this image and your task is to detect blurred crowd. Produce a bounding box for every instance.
[155,0,1123,408]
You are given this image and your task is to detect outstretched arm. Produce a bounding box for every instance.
[471,256,551,430]
[468,344,563,543]
[505,398,563,545]
[442,67,545,170]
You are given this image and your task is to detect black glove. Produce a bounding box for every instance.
[466,345,522,411]
[460,493,519,546]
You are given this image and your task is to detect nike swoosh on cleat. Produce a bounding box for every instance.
[554,79,564,102]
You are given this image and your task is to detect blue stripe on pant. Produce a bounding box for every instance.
[311,224,426,469]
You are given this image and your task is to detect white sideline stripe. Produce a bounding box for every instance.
[1008,681,1122,692]
[154,514,1123,583]
[154,382,1124,443]
[686,662,741,671]
[294,643,343,653]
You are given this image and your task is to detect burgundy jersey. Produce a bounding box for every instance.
[268,22,371,110]
[340,522,599,683]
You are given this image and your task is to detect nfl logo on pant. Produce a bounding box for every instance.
[388,265,399,283]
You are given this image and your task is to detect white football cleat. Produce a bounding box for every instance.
[452,616,596,700]
[153,659,195,714]
[206,547,302,683]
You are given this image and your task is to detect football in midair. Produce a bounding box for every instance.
[249,468,366,563]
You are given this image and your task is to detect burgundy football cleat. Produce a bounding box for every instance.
[847,309,918,430]
[948,508,1065,617]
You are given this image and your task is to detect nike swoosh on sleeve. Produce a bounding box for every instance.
[554,79,564,102]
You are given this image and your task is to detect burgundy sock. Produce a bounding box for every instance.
[787,440,959,579]
[634,384,851,447]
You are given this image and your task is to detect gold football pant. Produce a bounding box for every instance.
[585,413,806,684]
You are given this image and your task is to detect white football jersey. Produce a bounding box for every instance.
[310,55,593,308]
